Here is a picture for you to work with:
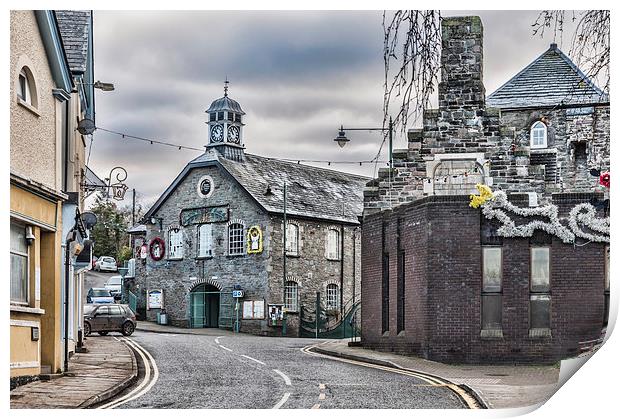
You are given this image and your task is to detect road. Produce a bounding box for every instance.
[115,329,466,409]
[84,269,117,304]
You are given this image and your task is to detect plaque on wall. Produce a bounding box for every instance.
[180,205,229,226]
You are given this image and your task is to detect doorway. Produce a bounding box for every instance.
[189,283,220,328]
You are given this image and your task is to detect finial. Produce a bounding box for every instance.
[224,77,229,97]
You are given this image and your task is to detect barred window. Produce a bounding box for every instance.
[284,281,299,312]
[10,223,29,304]
[326,228,340,260]
[228,223,244,255]
[198,224,213,257]
[286,223,299,256]
[326,284,339,310]
[168,228,184,259]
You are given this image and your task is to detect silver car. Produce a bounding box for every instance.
[94,256,118,272]
[83,304,137,336]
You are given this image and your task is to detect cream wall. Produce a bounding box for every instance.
[10,10,59,191]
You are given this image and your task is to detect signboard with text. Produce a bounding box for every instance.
[180,205,229,226]
[147,289,164,310]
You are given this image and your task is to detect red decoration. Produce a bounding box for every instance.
[599,172,610,188]
[149,237,166,261]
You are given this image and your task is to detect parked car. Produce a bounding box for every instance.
[94,256,118,272]
[83,304,136,336]
[86,288,115,304]
[104,275,123,299]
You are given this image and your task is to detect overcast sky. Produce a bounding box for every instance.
[88,10,578,209]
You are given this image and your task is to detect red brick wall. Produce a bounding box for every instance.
[361,194,607,364]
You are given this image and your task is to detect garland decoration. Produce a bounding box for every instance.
[599,172,610,188]
[470,184,610,244]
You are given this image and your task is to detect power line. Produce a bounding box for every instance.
[96,126,203,152]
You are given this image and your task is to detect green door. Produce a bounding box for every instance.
[191,291,206,328]
[189,284,220,328]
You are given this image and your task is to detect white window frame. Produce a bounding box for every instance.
[197,224,213,258]
[168,227,184,260]
[10,222,29,305]
[286,223,299,256]
[284,281,299,312]
[326,284,339,310]
[530,121,548,149]
[326,228,341,260]
[228,222,245,256]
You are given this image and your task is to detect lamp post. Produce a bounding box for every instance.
[333,116,394,172]
[76,80,115,91]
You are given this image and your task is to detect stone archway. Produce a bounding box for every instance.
[189,282,221,328]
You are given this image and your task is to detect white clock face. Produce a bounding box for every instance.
[210,124,224,143]
[228,125,240,144]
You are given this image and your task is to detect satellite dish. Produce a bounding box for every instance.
[81,211,98,230]
[77,118,96,135]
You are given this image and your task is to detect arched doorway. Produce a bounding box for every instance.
[189,283,220,328]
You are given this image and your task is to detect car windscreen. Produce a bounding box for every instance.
[92,289,111,297]
[84,305,96,315]
[108,277,122,285]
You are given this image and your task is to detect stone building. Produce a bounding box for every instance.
[361,16,610,364]
[130,87,366,336]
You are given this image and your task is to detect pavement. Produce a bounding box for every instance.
[136,321,562,409]
[10,335,137,409]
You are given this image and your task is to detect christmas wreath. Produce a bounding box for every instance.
[149,237,166,261]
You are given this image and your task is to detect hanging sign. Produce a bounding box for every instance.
[247,225,263,254]
[140,244,148,259]
[180,205,229,226]
[147,289,164,310]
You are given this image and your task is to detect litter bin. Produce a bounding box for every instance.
[157,310,168,325]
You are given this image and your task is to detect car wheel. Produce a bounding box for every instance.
[98,331,109,336]
[122,321,135,336]
[84,322,91,336]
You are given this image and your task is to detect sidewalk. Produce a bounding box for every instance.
[10,336,137,409]
[312,340,562,409]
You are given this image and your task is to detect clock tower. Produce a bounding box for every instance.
[205,80,246,161]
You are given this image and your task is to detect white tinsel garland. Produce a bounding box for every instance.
[481,191,609,244]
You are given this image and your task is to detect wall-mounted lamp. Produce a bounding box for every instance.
[149,216,163,231]
[216,236,224,246]
[25,226,35,246]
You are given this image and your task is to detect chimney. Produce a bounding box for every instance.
[438,16,485,112]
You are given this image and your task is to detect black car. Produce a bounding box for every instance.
[83,304,137,336]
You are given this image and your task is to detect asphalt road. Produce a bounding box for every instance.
[117,329,466,409]
[84,270,117,304]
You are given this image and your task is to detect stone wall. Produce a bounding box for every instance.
[361,194,607,364]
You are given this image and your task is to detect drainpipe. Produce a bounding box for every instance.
[64,227,76,373]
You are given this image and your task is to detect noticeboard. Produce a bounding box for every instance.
[147,289,164,310]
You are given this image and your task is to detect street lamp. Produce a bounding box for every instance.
[333,116,394,171]
[76,80,115,91]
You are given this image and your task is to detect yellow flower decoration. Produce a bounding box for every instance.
[469,184,494,208]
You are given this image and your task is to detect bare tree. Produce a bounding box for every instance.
[383,10,610,132]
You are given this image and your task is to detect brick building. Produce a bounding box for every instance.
[361,16,610,364]
[129,86,366,336]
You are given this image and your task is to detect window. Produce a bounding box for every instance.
[109,306,122,315]
[284,281,299,312]
[396,218,405,333]
[209,113,216,122]
[10,223,29,304]
[530,247,551,333]
[604,246,610,327]
[235,114,242,123]
[198,224,213,257]
[227,112,234,121]
[168,228,184,259]
[326,284,339,310]
[242,300,265,319]
[286,223,299,256]
[228,223,244,255]
[482,247,502,332]
[530,121,547,149]
[17,68,33,106]
[326,228,341,260]
[217,111,224,120]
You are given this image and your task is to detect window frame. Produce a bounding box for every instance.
[228,222,245,256]
[197,224,213,258]
[10,222,29,306]
[16,66,38,111]
[285,223,299,256]
[326,228,341,261]
[284,281,299,312]
[167,227,184,260]
[530,121,548,149]
[326,284,339,311]
[481,246,503,334]
[604,246,610,327]
[529,246,552,335]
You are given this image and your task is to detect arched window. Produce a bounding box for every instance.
[17,66,37,108]
[168,227,184,259]
[198,224,212,257]
[530,121,547,149]
[326,228,341,260]
[286,223,299,256]
[228,222,244,255]
[326,284,339,310]
[284,281,299,312]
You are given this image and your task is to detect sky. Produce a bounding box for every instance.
[87,10,579,209]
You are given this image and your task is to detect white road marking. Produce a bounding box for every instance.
[241,354,266,365]
[312,404,321,409]
[272,392,291,409]
[319,383,326,390]
[219,345,233,352]
[273,369,292,386]
[318,393,326,400]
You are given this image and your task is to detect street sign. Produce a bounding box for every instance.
[232,290,244,298]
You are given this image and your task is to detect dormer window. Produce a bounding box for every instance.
[530,121,547,149]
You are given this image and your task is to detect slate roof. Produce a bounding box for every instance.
[145,151,369,225]
[206,96,245,114]
[487,44,608,109]
[55,10,91,74]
